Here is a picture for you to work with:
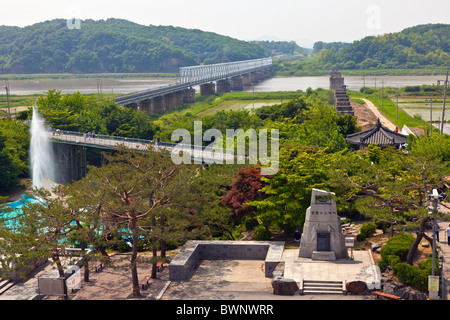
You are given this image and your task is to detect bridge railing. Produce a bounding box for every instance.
[179,58,272,85]
[49,130,239,161]
[51,130,156,148]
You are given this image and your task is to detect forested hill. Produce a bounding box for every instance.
[0,18,269,74]
[313,24,450,70]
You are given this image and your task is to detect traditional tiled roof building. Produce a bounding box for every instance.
[346,118,408,151]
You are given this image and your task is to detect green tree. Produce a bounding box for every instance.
[0,187,74,298]
[249,145,331,235]
[84,146,197,296]
[328,136,449,265]
[0,118,30,193]
[0,131,20,193]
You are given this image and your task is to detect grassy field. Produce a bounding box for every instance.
[0,94,40,117]
[166,91,302,118]
[348,91,437,133]
[197,99,288,117]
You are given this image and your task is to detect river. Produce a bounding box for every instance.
[2,74,445,95]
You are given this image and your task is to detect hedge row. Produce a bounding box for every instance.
[379,234,437,292]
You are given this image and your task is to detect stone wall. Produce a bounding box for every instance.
[169,240,285,281]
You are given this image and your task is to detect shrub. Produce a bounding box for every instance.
[404,85,421,92]
[254,225,271,241]
[117,241,131,253]
[360,87,374,94]
[356,222,377,241]
[378,234,435,292]
[393,262,429,292]
[380,233,414,261]
[0,196,9,204]
[378,254,400,271]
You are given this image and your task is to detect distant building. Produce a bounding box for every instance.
[346,118,408,151]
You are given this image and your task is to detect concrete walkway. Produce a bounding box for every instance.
[436,221,450,300]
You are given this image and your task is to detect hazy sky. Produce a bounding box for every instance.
[1,0,449,47]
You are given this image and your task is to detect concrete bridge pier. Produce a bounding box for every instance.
[53,143,87,185]
[163,93,176,111]
[216,79,231,93]
[200,82,216,96]
[182,87,196,103]
[175,91,184,106]
[251,72,260,84]
[242,74,252,87]
[230,76,243,91]
[151,96,164,114]
[138,99,151,114]
[259,70,270,80]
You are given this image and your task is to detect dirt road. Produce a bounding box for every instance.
[360,98,397,131]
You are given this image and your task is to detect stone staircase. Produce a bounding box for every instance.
[300,279,347,295]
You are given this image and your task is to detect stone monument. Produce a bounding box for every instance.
[298,189,348,260]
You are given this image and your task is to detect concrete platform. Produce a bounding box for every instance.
[162,248,379,300]
[283,248,377,284]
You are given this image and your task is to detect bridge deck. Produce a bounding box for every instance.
[49,131,236,163]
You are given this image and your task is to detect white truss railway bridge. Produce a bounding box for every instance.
[115,58,273,114]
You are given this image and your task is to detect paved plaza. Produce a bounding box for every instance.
[1,234,449,301]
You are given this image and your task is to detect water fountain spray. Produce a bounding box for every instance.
[30,106,56,190]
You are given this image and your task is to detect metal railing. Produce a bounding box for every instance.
[49,130,239,162]
[179,58,273,85]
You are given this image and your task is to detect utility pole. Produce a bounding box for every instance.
[431,189,438,277]
[381,80,385,109]
[374,76,377,102]
[427,189,440,300]
[438,69,448,135]
[4,80,10,119]
[362,75,366,96]
[427,96,433,136]
[396,85,399,121]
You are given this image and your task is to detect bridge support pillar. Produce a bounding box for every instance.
[258,70,268,80]
[251,72,260,84]
[242,74,252,86]
[182,88,196,103]
[200,82,215,96]
[230,76,243,91]
[164,93,176,111]
[175,91,184,106]
[216,79,231,93]
[138,99,151,114]
[151,96,164,114]
[53,143,87,185]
